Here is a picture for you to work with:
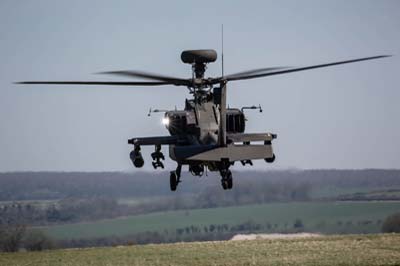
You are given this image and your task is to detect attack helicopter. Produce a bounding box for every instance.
[17,50,390,191]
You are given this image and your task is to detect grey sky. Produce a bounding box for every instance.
[0,0,399,172]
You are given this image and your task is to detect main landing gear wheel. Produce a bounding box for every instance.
[170,172,177,191]
[227,173,233,189]
[170,164,182,191]
[221,169,233,190]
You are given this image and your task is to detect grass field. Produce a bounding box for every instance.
[39,201,400,239]
[1,234,400,266]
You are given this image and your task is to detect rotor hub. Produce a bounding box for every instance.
[193,63,206,79]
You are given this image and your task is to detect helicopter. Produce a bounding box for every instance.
[17,50,390,191]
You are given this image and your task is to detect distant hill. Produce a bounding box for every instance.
[1,169,399,201]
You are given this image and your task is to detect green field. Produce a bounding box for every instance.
[39,201,400,239]
[1,234,400,266]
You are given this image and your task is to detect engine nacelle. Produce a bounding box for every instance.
[164,108,246,136]
[226,109,245,133]
[130,150,144,168]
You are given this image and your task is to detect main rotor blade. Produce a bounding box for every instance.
[16,81,174,86]
[98,70,190,86]
[223,67,289,79]
[224,55,392,82]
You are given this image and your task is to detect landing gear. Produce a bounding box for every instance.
[220,169,233,190]
[264,153,276,163]
[170,164,182,191]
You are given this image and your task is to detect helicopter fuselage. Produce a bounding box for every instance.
[163,95,247,174]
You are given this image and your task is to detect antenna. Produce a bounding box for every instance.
[221,24,224,77]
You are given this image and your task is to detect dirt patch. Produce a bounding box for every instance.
[231,233,322,241]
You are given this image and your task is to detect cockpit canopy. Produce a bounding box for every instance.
[165,111,188,135]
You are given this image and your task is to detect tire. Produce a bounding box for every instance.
[227,170,233,189]
[170,172,177,191]
[221,180,228,190]
[264,154,276,163]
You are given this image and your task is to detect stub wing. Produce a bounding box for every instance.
[173,132,277,162]
[185,144,274,162]
[227,132,277,143]
[128,136,182,146]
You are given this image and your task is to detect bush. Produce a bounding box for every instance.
[0,224,26,252]
[294,218,304,229]
[24,230,54,251]
[382,213,400,233]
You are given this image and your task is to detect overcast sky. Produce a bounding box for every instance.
[0,0,399,172]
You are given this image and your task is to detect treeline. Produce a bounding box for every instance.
[64,218,302,247]
[338,189,400,201]
[56,216,389,249]
[56,220,276,248]
[1,170,399,201]
[0,197,122,225]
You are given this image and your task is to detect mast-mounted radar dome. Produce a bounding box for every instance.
[181,49,217,64]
